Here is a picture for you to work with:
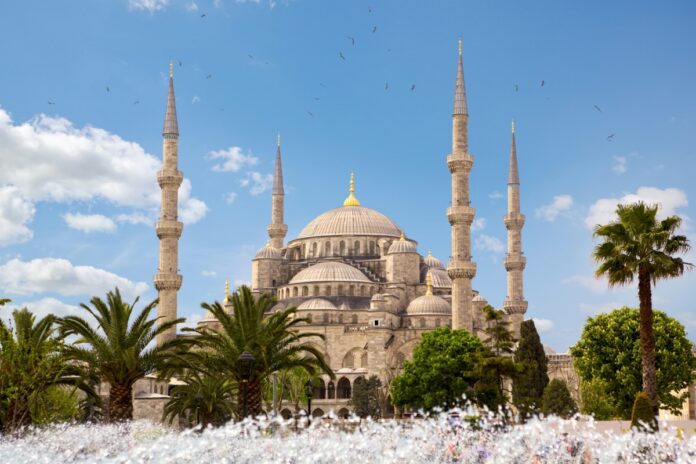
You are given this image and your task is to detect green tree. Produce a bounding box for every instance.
[29,386,80,426]
[512,320,549,420]
[390,327,483,411]
[58,288,190,422]
[541,379,577,418]
[579,377,619,420]
[186,286,332,419]
[350,375,382,418]
[593,202,692,414]
[571,307,695,418]
[163,367,236,428]
[0,307,94,432]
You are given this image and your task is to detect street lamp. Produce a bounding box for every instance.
[238,350,255,419]
[304,379,314,426]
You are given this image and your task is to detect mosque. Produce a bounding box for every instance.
[152,40,529,417]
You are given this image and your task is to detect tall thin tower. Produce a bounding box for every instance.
[447,39,477,331]
[267,133,288,249]
[154,63,183,346]
[503,121,528,336]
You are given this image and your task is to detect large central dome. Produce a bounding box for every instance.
[297,205,402,239]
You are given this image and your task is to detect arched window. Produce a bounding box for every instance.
[360,285,366,296]
[313,379,326,399]
[369,241,375,255]
[343,352,355,368]
[354,241,360,255]
[337,408,350,419]
[325,286,332,296]
[337,378,352,399]
[281,409,293,419]
[324,241,331,256]
[323,313,329,324]
[312,242,318,257]
[312,408,325,418]
[313,285,320,296]
[348,285,355,296]
[351,314,358,324]
[360,352,368,368]
[354,376,366,390]
[419,318,426,328]
[339,241,346,256]
[338,284,344,295]
[302,244,306,258]
[302,286,309,296]
[306,314,313,323]
[327,381,335,399]
[293,287,298,297]
[435,318,441,327]
[338,314,344,324]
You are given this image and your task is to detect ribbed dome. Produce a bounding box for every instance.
[254,244,282,260]
[423,251,445,270]
[388,237,417,254]
[429,268,452,288]
[297,298,337,310]
[297,206,402,239]
[406,294,451,315]
[289,262,371,284]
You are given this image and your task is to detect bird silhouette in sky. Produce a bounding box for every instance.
[307,111,314,118]
[178,60,182,67]
[206,74,212,79]
[606,133,615,141]
[515,84,519,92]
[320,82,327,88]
[314,97,321,101]
[372,26,377,33]
[385,82,389,90]
[339,52,346,61]
[133,100,140,105]
[541,80,545,87]
[200,13,206,18]
[411,84,416,92]
[47,101,55,105]
[368,5,372,13]
[347,36,355,46]
[106,86,110,92]
[594,105,602,113]
[248,54,253,59]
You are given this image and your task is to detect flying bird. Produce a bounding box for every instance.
[540,80,545,87]
[368,5,372,13]
[594,105,602,113]
[372,26,377,33]
[206,74,212,79]
[248,54,253,59]
[347,36,356,46]
[411,84,416,92]
[200,13,206,18]
[606,133,615,141]
[307,111,315,118]
[385,82,389,90]
[514,84,519,92]
[178,60,182,67]
[106,86,110,92]
[320,82,327,88]
[339,52,346,61]
[314,97,321,101]
[47,101,55,105]
[133,100,140,105]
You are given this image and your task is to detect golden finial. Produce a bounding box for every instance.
[400,232,405,241]
[426,270,433,296]
[511,119,515,134]
[343,171,361,207]
[277,131,281,148]
[169,62,173,78]
[224,278,230,304]
[458,37,462,56]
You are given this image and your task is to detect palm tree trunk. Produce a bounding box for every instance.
[247,377,263,417]
[638,268,658,418]
[108,383,133,422]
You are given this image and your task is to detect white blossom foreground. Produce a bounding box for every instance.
[1,412,694,463]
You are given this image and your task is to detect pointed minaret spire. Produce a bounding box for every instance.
[503,121,528,336]
[268,133,288,249]
[343,171,361,206]
[154,64,184,346]
[224,278,230,304]
[447,38,476,332]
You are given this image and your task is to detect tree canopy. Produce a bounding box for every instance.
[570,306,695,418]
[513,319,549,419]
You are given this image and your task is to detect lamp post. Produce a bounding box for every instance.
[304,379,314,426]
[238,350,255,419]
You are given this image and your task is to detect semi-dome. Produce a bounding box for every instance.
[297,298,337,310]
[423,250,445,270]
[253,243,282,260]
[297,205,402,240]
[429,268,452,288]
[289,262,371,284]
[388,235,417,254]
[406,294,451,315]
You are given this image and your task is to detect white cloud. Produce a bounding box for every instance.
[128,0,168,13]
[612,156,627,174]
[241,172,273,195]
[471,217,486,232]
[208,147,259,172]
[584,187,688,229]
[14,297,83,320]
[562,274,611,294]
[535,194,573,222]
[0,108,207,236]
[201,270,217,277]
[474,234,504,254]
[488,191,503,200]
[0,186,35,246]
[180,311,204,331]
[114,212,153,226]
[185,2,199,11]
[225,192,238,204]
[0,257,148,299]
[579,301,624,316]
[192,96,201,104]
[531,318,554,333]
[64,213,116,233]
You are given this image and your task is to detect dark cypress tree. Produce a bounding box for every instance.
[512,320,549,420]
[350,375,382,418]
[541,379,578,418]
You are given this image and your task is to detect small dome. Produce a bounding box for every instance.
[406,294,451,316]
[297,298,337,310]
[254,244,282,260]
[429,268,451,288]
[423,250,445,270]
[289,262,371,284]
[388,235,417,254]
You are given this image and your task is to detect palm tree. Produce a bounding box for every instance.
[58,288,190,422]
[0,307,95,432]
[163,367,236,428]
[594,202,692,414]
[186,285,333,419]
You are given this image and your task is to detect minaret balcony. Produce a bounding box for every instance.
[503,299,528,314]
[447,260,477,279]
[504,255,526,271]
[154,273,183,290]
[267,223,288,237]
[446,153,473,173]
[156,220,183,239]
[156,170,183,187]
[447,206,475,225]
[503,213,526,229]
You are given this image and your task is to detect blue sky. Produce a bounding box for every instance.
[0,0,694,351]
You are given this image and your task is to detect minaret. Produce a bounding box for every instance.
[447,38,477,331]
[503,121,528,336]
[154,63,184,346]
[267,133,288,249]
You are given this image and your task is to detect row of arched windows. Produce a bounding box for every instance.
[303,313,360,325]
[290,239,387,261]
[309,377,361,400]
[279,284,376,300]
